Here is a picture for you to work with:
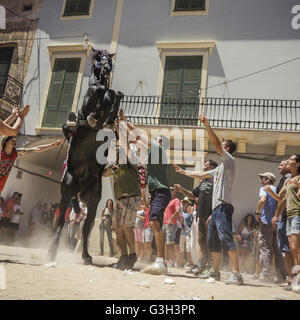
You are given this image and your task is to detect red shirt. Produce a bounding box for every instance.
[143,208,150,229]
[163,198,181,226]
[55,206,71,222]
[0,148,17,191]
[3,197,15,218]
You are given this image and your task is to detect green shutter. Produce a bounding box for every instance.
[174,0,205,11]
[160,56,202,125]
[63,0,91,16]
[174,0,190,10]
[42,58,80,128]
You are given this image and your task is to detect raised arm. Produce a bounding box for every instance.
[17,138,65,156]
[174,184,195,199]
[0,104,30,136]
[199,114,223,156]
[263,185,282,202]
[118,109,150,148]
[173,164,212,180]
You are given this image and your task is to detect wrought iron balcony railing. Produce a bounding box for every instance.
[120,95,300,131]
[0,75,22,106]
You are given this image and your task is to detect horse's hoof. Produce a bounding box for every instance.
[116,91,124,100]
[47,251,56,263]
[83,256,93,265]
[87,114,97,127]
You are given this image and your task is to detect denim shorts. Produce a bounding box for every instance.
[208,203,236,252]
[162,224,177,244]
[277,220,290,252]
[286,216,300,236]
[149,188,171,226]
[142,227,153,243]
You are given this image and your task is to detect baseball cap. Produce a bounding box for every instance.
[258,172,276,183]
[182,196,192,205]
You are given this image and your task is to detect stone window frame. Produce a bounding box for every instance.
[36,45,90,134]
[155,41,215,124]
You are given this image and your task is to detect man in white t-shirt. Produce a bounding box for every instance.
[174,115,243,285]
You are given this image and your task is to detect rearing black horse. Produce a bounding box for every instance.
[48,49,123,265]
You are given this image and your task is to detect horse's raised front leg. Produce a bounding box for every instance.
[106,90,124,126]
[80,182,102,265]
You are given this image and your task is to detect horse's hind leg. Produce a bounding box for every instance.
[80,183,102,265]
[47,186,72,262]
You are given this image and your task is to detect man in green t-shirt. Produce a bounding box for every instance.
[118,110,171,275]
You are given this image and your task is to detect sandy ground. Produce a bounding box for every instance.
[0,244,299,301]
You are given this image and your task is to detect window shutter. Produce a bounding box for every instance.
[160,56,202,125]
[63,0,91,16]
[42,58,80,127]
[180,56,203,123]
[174,0,190,11]
[174,0,205,11]
[160,56,183,124]
[190,0,206,10]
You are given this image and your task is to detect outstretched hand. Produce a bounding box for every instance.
[173,163,185,175]
[199,114,209,125]
[19,104,30,119]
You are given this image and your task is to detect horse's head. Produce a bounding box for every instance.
[92,48,115,84]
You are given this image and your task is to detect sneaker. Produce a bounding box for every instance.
[192,266,204,276]
[141,260,167,275]
[225,272,243,285]
[125,253,137,269]
[283,284,292,291]
[199,268,221,281]
[252,273,259,279]
[111,255,129,270]
[291,274,300,293]
[166,260,175,268]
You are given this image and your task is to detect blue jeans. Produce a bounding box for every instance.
[208,203,236,252]
[277,220,290,253]
[99,224,114,255]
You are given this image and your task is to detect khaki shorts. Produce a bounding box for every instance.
[112,196,141,229]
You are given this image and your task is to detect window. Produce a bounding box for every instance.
[42,58,81,128]
[62,0,91,17]
[174,0,205,11]
[0,47,14,98]
[171,0,209,16]
[160,55,203,125]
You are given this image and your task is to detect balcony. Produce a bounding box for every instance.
[0,75,22,107]
[121,96,300,132]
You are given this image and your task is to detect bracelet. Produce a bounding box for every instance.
[255,212,260,216]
